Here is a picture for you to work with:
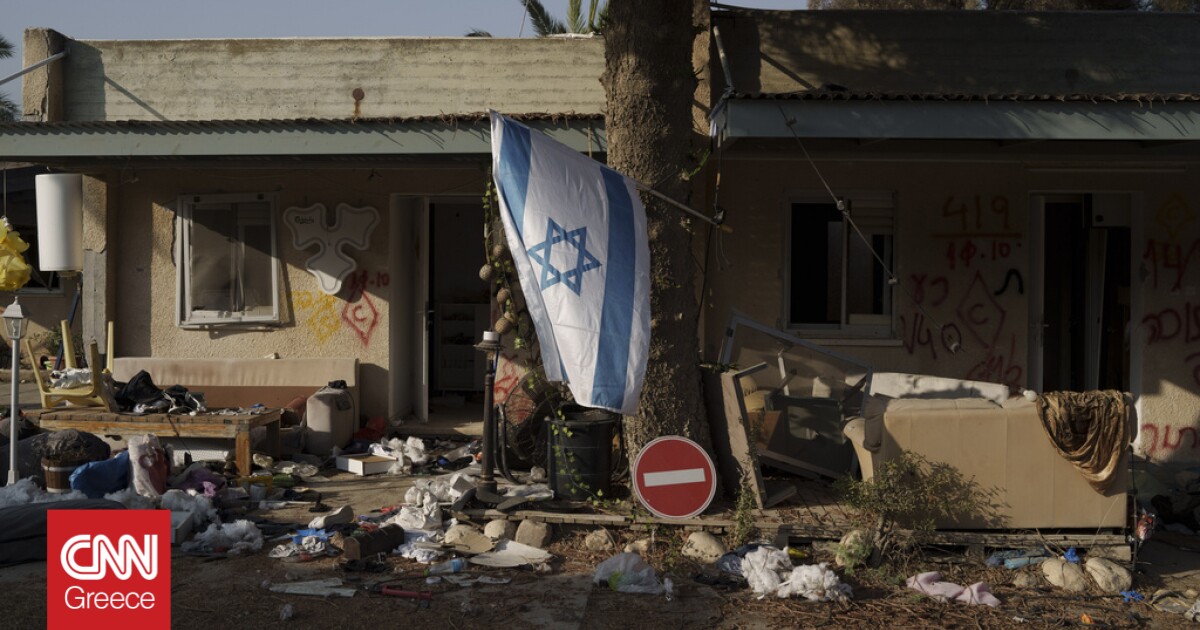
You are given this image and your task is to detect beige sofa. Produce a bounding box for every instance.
[844,397,1129,530]
[112,357,359,413]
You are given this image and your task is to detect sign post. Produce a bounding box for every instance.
[632,436,717,519]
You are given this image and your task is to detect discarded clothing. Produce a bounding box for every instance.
[907,571,1000,607]
[776,564,853,602]
[1036,390,1128,492]
[49,368,92,389]
[69,452,130,499]
[986,548,1050,570]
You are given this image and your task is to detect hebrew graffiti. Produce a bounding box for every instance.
[956,271,1007,349]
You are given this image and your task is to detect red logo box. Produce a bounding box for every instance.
[48,510,171,630]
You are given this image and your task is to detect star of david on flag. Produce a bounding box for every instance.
[526,219,601,295]
[489,111,650,414]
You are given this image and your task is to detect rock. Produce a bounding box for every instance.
[624,538,651,555]
[1086,557,1133,593]
[1042,558,1089,592]
[515,520,552,549]
[484,519,515,540]
[835,529,876,569]
[583,528,615,552]
[682,531,727,564]
[1012,572,1039,589]
[445,523,479,542]
[445,524,494,553]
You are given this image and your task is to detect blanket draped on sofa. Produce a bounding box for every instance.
[1036,390,1128,493]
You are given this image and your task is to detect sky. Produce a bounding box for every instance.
[1,0,806,105]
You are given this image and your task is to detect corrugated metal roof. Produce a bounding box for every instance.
[0,113,603,133]
[733,90,1200,104]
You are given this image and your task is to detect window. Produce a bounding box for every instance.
[785,192,895,336]
[177,193,280,326]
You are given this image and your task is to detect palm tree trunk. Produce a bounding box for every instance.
[602,0,713,458]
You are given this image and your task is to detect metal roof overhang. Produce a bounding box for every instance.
[717,99,1200,143]
[0,118,606,162]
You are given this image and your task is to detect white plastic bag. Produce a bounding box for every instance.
[593,552,665,594]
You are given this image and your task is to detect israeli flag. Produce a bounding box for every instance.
[490,112,650,414]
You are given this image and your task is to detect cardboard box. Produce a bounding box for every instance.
[336,454,398,476]
[852,398,1128,529]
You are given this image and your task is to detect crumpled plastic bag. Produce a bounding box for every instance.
[393,529,445,564]
[390,489,442,530]
[411,472,476,502]
[183,519,263,555]
[776,564,853,602]
[127,434,168,498]
[593,552,667,594]
[161,489,219,531]
[743,546,793,596]
[373,436,429,474]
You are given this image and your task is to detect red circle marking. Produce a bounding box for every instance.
[632,436,717,519]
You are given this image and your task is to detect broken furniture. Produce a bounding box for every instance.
[843,393,1130,529]
[717,314,872,480]
[24,320,116,410]
[33,407,281,477]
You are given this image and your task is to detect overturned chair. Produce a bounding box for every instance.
[24,321,116,411]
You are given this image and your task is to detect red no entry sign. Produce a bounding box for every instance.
[632,436,717,519]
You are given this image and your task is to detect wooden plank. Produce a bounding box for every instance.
[703,368,772,509]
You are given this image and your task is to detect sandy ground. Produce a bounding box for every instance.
[7,470,1200,628]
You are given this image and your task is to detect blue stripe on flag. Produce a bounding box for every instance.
[593,168,637,410]
[495,121,533,239]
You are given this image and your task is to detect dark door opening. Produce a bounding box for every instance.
[1041,196,1130,392]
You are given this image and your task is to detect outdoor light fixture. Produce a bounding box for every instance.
[3,297,27,484]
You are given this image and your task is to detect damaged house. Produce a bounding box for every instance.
[2,8,1200,504]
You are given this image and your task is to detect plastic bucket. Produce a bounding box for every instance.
[547,404,617,501]
[42,457,85,494]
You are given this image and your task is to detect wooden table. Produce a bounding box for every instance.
[33,407,282,477]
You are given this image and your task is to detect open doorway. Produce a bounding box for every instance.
[1032,193,1131,392]
[389,196,490,433]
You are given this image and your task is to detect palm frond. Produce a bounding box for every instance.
[590,1,610,33]
[465,28,493,37]
[0,94,17,122]
[567,0,585,33]
[520,0,567,36]
[0,35,12,60]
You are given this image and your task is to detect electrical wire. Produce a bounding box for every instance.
[776,105,984,363]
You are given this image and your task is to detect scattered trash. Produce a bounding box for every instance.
[69,452,130,498]
[161,489,219,531]
[269,578,356,597]
[776,564,853,602]
[426,557,467,576]
[183,520,264,555]
[279,604,295,621]
[1122,590,1145,603]
[309,504,354,529]
[128,434,168,498]
[906,572,1000,607]
[390,490,442,530]
[742,547,792,596]
[1063,547,1080,563]
[394,530,446,564]
[469,539,553,568]
[985,548,1050,570]
[0,478,86,506]
[343,524,407,560]
[593,552,667,595]
[103,487,157,510]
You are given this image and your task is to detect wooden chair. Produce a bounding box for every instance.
[24,320,116,410]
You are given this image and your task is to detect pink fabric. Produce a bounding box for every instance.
[907,572,1000,607]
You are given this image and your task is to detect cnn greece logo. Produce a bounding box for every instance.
[61,534,158,581]
[49,510,170,629]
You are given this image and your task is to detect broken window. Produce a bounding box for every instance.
[786,192,894,336]
[177,193,280,326]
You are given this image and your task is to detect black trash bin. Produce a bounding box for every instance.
[547,404,618,501]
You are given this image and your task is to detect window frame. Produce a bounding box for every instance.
[176,192,281,327]
[782,190,897,339]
